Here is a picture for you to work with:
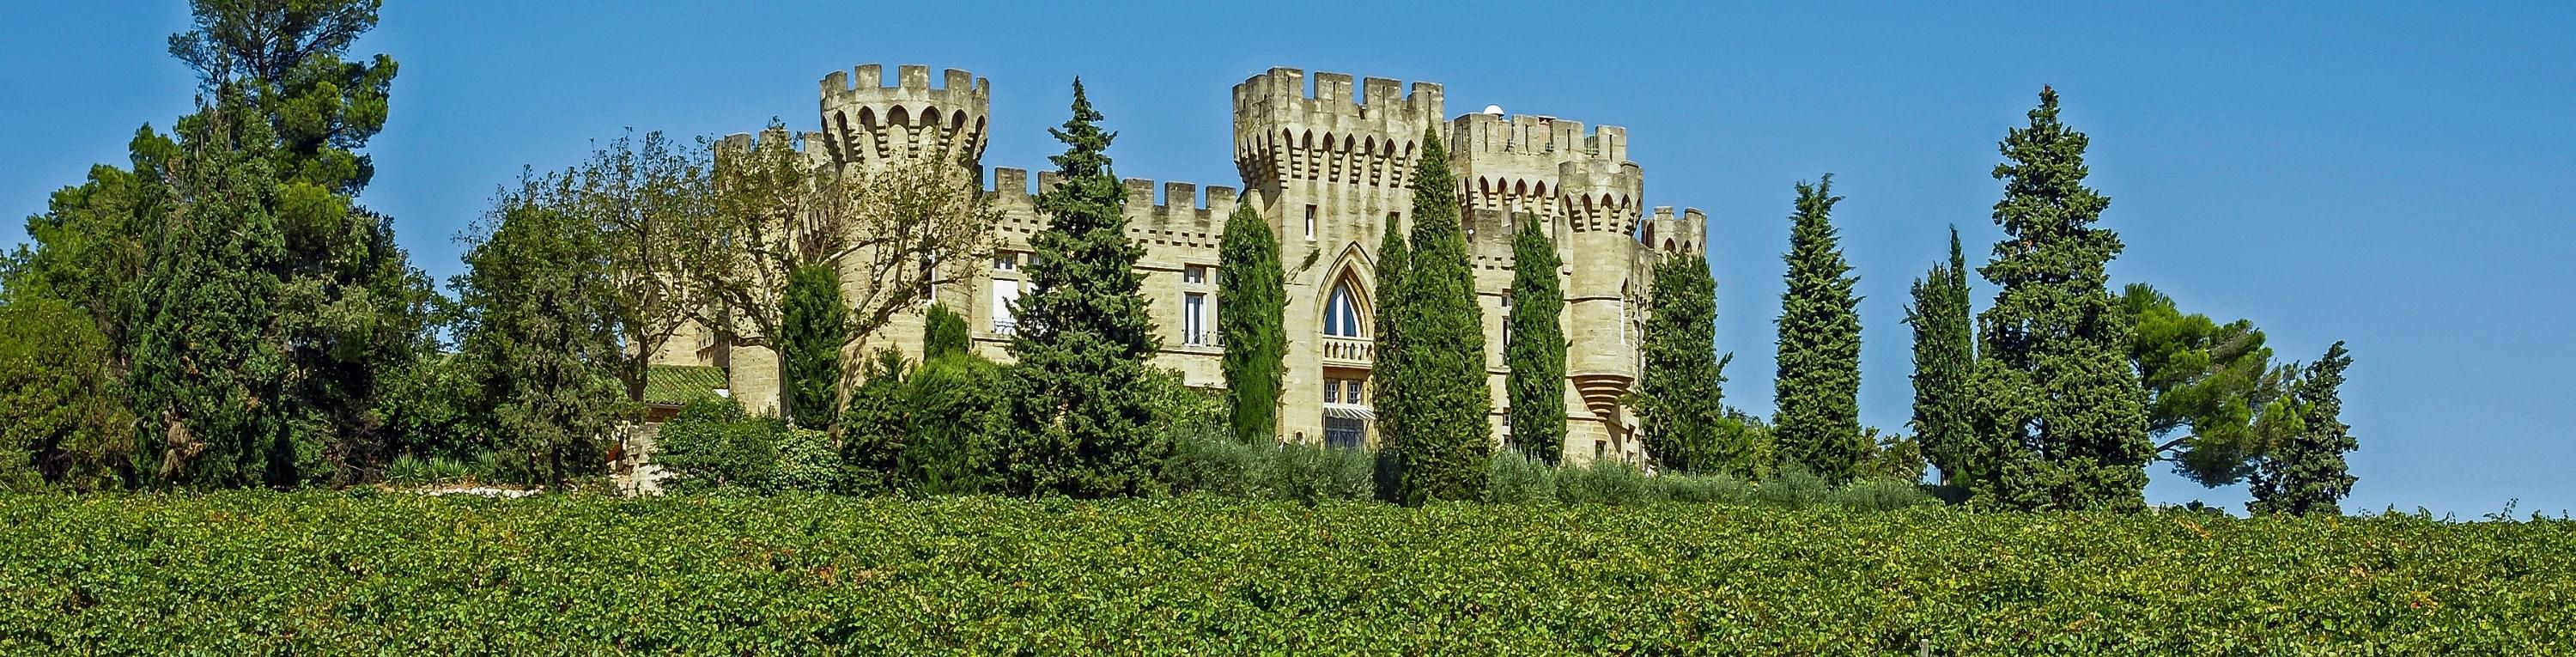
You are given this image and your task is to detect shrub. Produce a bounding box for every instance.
[652,397,783,492]
[898,352,1011,496]
[1485,451,1558,504]
[1658,472,1752,504]
[1830,478,1938,511]
[1755,468,1832,508]
[1166,429,1269,498]
[769,429,842,494]
[1264,442,1374,504]
[1558,459,1658,506]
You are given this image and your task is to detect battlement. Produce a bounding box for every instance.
[822,64,989,107]
[981,167,1237,239]
[1643,206,1709,255]
[1450,113,1628,165]
[1232,67,1443,122]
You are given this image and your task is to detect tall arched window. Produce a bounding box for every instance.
[1324,279,1364,338]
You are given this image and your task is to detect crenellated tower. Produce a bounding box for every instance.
[817,64,990,173]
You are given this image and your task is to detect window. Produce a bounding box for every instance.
[1184,292,1208,346]
[919,253,939,302]
[1324,379,1340,405]
[1345,379,1363,405]
[991,279,1021,333]
[1324,416,1365,449]
[993,251,1016,271]
[1183,265,1207,285]
[1303,204,1317,240]
[1324,281,1363,338]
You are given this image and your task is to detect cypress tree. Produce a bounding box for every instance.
[922,303,969,359]
[1005,80,1165,497]
[1971,87,2151,511]
[1369,207,1412,502]
[1388,128,1490,504]
[1216,204,1285,444]
[1773,176,1866,482]
[779,263,848,430]
[129,89,290,488]
[1906,227,1976,485]
[2248,342,2357,516]
[1637,250,1728,475]
[1504,214,1567,465]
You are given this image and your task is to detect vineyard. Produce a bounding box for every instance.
[2,493,2568,654]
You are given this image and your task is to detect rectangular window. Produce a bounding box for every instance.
[1184,292,1208,346]
[1304,204,1318,240]
[1324,379,1340,405]
[1346,380,1363,405]
[993,251,1016,271]
[991,279,1021,334]
[1183,265,1207,285]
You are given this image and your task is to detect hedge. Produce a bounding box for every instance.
[1,493,2567,654]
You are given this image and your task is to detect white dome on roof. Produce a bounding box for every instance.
[1481,104,1504,116]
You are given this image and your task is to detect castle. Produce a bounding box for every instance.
[657,64,1708,465]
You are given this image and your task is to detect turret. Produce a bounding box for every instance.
[819,64,991,172]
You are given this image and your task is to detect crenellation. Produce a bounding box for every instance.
[702,63,1714,470]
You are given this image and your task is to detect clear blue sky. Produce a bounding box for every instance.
[5,2,2570,515]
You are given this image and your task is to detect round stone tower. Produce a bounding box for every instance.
[817,64,991,173]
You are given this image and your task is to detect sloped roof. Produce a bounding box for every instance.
[644,364,729,406]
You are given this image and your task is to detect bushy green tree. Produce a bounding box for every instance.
[1217,204,1285,444]
[1968,88,2151,511]
[1636,250,1734,476]
[1773,176,1866,483]
[922,303,970,359]
[838,349,912,494]
[2248,342,2357,516]
[1005,81,1166,497]
[779,263,848,429]
[902,350,1011,495]
[2120,283,2300,486]
[1383,129,1491,504]
[0,292,136,490]
[1504,214,1567,464]
[653,397,782,492]
[1370,207,1413,502]
[450,198,621,488]
[1907,227,1975,485]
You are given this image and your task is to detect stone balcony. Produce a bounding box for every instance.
[1321,337,1374,367]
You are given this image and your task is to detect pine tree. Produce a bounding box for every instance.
[1907,227,1975,485]
[1217,204,1285,444]
[922,303,969,359]
[1773,176,1866,482]
[1637,250,1730,475]
[779,263,848,430]
[1970,87,2151,511]
[1504,214,1567,464]
[1388,128,1491,504]
[1005,80,1165,497]
[2248,342,2356,516]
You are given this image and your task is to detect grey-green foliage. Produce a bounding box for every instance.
[1774,175,1867,484]
[1165,431,1372,504]
[1504,215,1568,464]
[1216,204,1285,444]
[1485,452,1558,504]
[2248,342,2358,516]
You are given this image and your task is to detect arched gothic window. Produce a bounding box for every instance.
[1324,279,1364,338]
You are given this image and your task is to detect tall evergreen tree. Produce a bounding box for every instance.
[128,89,291,488]
[1968,87,2151,511]
[1907,227,1975,485]
[1005,80,1165,497]
[1637,250,1731,475]
[1773,176,1866,482]
[1369,206,1413,502]
[779,263,848,430]
[1217,204,1285,444]
[1504,214,1567,464]
[1386,128,1490,504]
[2248,342,2357,516]
[451,198,621,488]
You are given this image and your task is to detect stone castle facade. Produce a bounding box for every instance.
[658,64,1708,465]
